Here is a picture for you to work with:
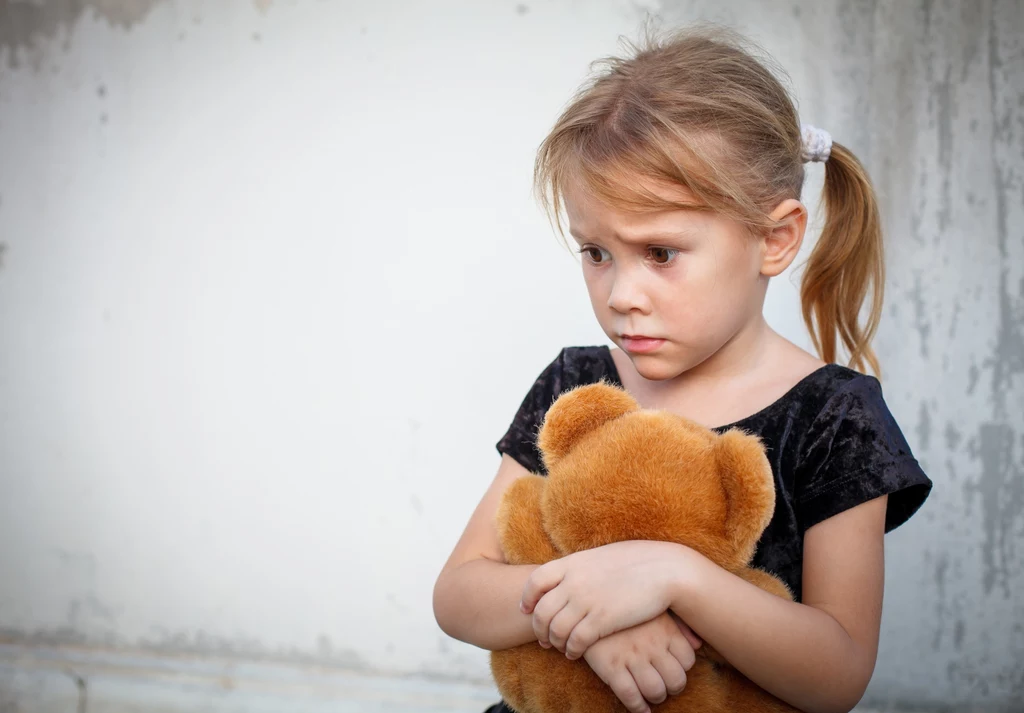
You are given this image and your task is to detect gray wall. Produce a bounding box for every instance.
[0,1,1021,711]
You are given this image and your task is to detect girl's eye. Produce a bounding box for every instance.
[648,247,679,265]
[578,246,611,264]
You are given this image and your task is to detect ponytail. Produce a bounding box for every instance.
[800,142,885,378]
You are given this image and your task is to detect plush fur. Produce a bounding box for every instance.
[490,381,799,713]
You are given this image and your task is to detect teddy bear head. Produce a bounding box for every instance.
[536,381,775,572]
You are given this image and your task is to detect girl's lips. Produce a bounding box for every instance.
[621,336,665,354]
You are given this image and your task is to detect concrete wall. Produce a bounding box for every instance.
[0,1,1020,711]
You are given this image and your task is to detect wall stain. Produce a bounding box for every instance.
[944,421,962,451]
[948,298,961,339]
[967,362,980,394]
[0,0,166,70]
[909,271,931,358]
[385,593,409,613]
[139,628,370,671]
[67,669,86,713]
[930,550,949,651]
[964,424,1022,597]
[933,64,954,233]
[917,401,933,451]
[0,685,20,713]
[67,596,115,626]
[0,624,374,674]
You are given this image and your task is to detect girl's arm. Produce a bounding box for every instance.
[667,495,887,713]
[522,495,887,713]
[432,454,541,650]
[434,456,704,713]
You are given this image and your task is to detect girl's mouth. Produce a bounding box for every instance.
[621,336,666,354]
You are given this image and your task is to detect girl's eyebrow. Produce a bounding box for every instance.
[569,229,698,244]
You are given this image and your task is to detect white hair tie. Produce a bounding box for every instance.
[800,123,832,163]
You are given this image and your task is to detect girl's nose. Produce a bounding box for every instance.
[607,269,652,314]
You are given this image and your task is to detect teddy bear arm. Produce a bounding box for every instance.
[496,474,561,566]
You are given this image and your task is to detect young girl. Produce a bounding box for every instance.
[433,24,932,713]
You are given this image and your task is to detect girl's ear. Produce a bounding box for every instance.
[760,198,807,278]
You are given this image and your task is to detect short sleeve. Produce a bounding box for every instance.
[795,375,933,534]
[495,349,569,475]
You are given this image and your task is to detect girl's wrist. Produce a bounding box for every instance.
[661,542,707,619]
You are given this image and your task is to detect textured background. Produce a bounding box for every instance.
[0,1,1021,711]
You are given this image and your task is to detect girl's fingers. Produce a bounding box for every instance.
[564,613,599,660]
[651,650,688,697]
[530,590,569,648]
[667,632,698,672]
[606,670,651,713]
[627,659,668,706]
[547,605,581,653]
[520,561,565,614]
[669,611,703,650]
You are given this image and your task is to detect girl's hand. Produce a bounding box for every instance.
[520,540,691,659]
[583,611,700,713]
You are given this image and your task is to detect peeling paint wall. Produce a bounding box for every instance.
[0,0,1021,711]
[855,1,1023,706]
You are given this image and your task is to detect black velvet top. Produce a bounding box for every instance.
[484,346,932,713]
[494,345,933,603]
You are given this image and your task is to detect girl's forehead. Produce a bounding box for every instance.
[565,180,711,242]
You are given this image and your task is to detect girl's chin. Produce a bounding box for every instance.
[625,351,687,381]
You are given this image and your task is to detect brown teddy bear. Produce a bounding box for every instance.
[490,381,800,713]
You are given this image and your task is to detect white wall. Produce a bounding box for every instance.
[0,0,678,683]
[1,1,1021,711]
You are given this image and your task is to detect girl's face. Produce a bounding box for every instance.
[564,180,769,382]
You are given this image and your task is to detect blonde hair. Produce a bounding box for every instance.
[533,23,884,376]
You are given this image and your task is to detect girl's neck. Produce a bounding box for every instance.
[609,316,826,428]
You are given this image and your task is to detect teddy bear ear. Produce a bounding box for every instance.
[537,380,640,471]
[714,429,776,568]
